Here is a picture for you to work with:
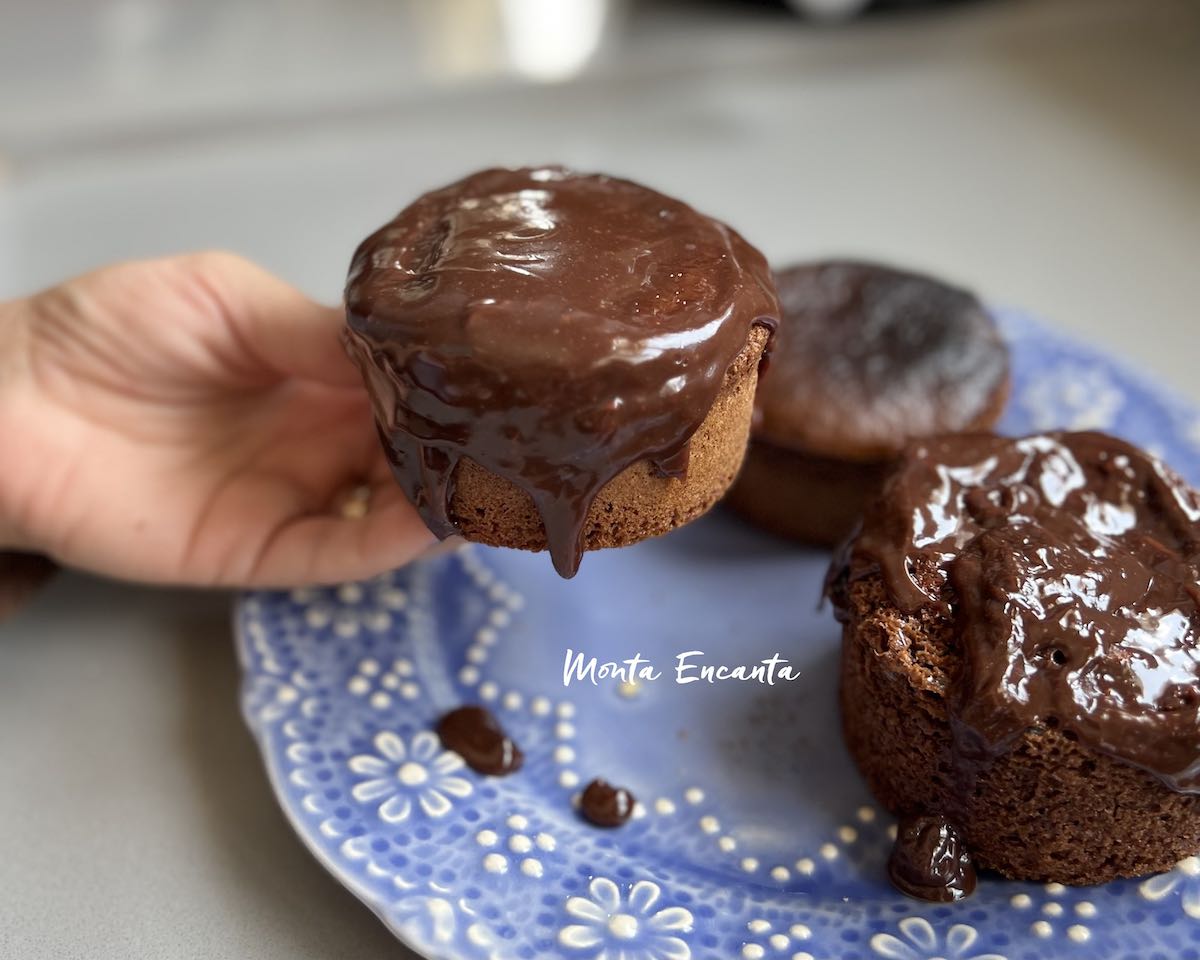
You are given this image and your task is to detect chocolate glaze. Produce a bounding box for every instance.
[833,431,1200,792]
[888,814,976,902]
[755,261,1008,461]
[579,778,635,827]
[436,706,523,776]
[344,167,778,577]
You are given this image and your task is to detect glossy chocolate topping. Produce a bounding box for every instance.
[754,261,1008,461]
[579,778,635,827]
[344,166,779,577]
[836,431,1200,792]
[887,814,976,902]
[436,706,523,776]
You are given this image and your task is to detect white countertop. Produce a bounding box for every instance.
[1,0,1197,956]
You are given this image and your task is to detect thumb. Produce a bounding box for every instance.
[179,251,362,388]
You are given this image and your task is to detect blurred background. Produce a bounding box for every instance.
[1,0,1197,395]
[0,2,1198,959]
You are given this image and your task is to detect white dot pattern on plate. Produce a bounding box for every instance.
[741,918,817,960]
[240,328,1200,960]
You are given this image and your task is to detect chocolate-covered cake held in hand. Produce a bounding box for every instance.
[726,261,1009,546]
[345,167,778,577]
[830,431,1200,888]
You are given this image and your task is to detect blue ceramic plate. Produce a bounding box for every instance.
[237,310,1200,960]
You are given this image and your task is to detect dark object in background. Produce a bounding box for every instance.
[784,0,873,19]
[0,552,57,622]
[721,0,983,22]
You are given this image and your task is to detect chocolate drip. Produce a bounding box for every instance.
[436,706,523,776]
[344,166,778,577]
[836,431,1200,793]
[579,779,636,827]
[887,814,976,902]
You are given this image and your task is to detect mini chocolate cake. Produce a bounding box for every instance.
[345,167,778,577]
[830,431,1200,886]
[727,261,1009,546]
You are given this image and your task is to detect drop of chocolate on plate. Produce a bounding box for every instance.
[888,813,976,902]
[580,778,636,827]
[436,706,523,775]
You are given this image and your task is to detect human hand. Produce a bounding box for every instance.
[0,252,434,587]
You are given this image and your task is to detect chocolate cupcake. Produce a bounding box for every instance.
[726,261,1009,546]
[830,431,1200,886]
[345,167,778,577]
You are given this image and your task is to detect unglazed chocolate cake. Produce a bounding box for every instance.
[727,261,1008,546]
[829,431,1200,889]
[344,167,778,577]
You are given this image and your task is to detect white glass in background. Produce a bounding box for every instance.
[412,0,624,82]
[499,0,616,82]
